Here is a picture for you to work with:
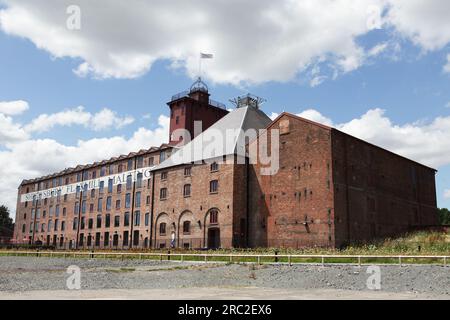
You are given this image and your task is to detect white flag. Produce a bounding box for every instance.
[200,53,214,59]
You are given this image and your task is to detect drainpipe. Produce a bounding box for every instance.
[75,170,85,250]
[129,156,138,249]
[150,170,156,248]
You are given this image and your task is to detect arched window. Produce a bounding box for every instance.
[210,210,218,224]
[159,222,167,235]
[183,221,191,234]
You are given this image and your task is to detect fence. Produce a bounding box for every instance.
[0,250,448,266]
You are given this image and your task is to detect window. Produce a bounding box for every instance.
[134,211,140,226]
[74,202,79,214]
[108,179,113,193]
[183,221,191,234]
[124,212,130,227]
[136,173,143,188]
[210,210,219,224]
[64,194,68,202]
[135,192,141,207]
[109,164,114,175]
[96,215,102,228]
[73,217,79,230]
[127,159,133,171]
[91,189,95,198]
[100,166,106,177]
[63,207,67,216]
[80,217,85,230]
[104,232,110,247]
[184,167,191,176]
[99,181,105,194]
[160,151,166,163]
[55,205,60,217]
[48,220,52,232]
[126,175,132,190]
[148,157,154,166]
[117,184,122,193]
[116,199,121,209]
[114,215,120,227]
[92,170,97,179]
[159,222,167,235]
[125,193,131,208]
[88,218,93,229]
[22,224,26,233]
[145,213,150,227]
[210,162,219,172]
[54,219,59,231]
[97,198,103,212]
[175,116,179,124]
[76,186,81,197]
[183,184,191,197]
[61,221,66,231]
[161,172,168,180]
[81,200,86,214]
[49,206,53,218]
[105,214,111,228]
[106,196,112,211]
[89,203,94,213]
[146,196,151,205]
[160,188,168,200]
[123,231,129,246]
[210,180,219,193]
[118,164,123,173]
[41,223,45,232]
[137,156,144,168]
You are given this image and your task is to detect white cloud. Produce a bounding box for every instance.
[0,113,29,145]
[444,54,450,73]
[386,0,450,51]
[0,0,391,85]
[23,106,135,133]
[0,115,170,214]
[0,100,29,116]
[276,107,450,169]
[2,1,450,85]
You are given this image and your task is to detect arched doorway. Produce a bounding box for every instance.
[204,208,220,249]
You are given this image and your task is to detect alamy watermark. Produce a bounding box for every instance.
[66,5,81,30]
[66,265,81,290]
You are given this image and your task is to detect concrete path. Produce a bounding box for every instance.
[1,287,448,300]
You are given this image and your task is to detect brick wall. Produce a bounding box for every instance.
[249,114,335,248]
[331,130,438,246]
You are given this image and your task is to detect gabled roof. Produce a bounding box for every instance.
[153,106,272,171]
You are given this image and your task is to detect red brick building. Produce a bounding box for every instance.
[13,82,438,249]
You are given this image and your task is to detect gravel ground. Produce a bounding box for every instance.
[0,256,449,298]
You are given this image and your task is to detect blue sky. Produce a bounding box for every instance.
[0,0,449,212]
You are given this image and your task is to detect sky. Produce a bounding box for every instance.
[0,0,450,216]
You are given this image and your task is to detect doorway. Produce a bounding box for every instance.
[207,228,220,249]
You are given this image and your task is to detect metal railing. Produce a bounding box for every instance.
[170,91,226,110]
[1,251,448,266]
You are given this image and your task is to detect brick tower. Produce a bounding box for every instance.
[168,78,229,145]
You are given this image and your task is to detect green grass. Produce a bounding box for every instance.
[1,231,449,265]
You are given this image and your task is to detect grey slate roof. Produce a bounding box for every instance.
[153,106,272,171]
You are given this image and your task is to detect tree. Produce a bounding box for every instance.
[0,205,14,231]
[438,208,450,225]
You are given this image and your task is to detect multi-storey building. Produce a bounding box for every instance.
[13,80,438,249]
